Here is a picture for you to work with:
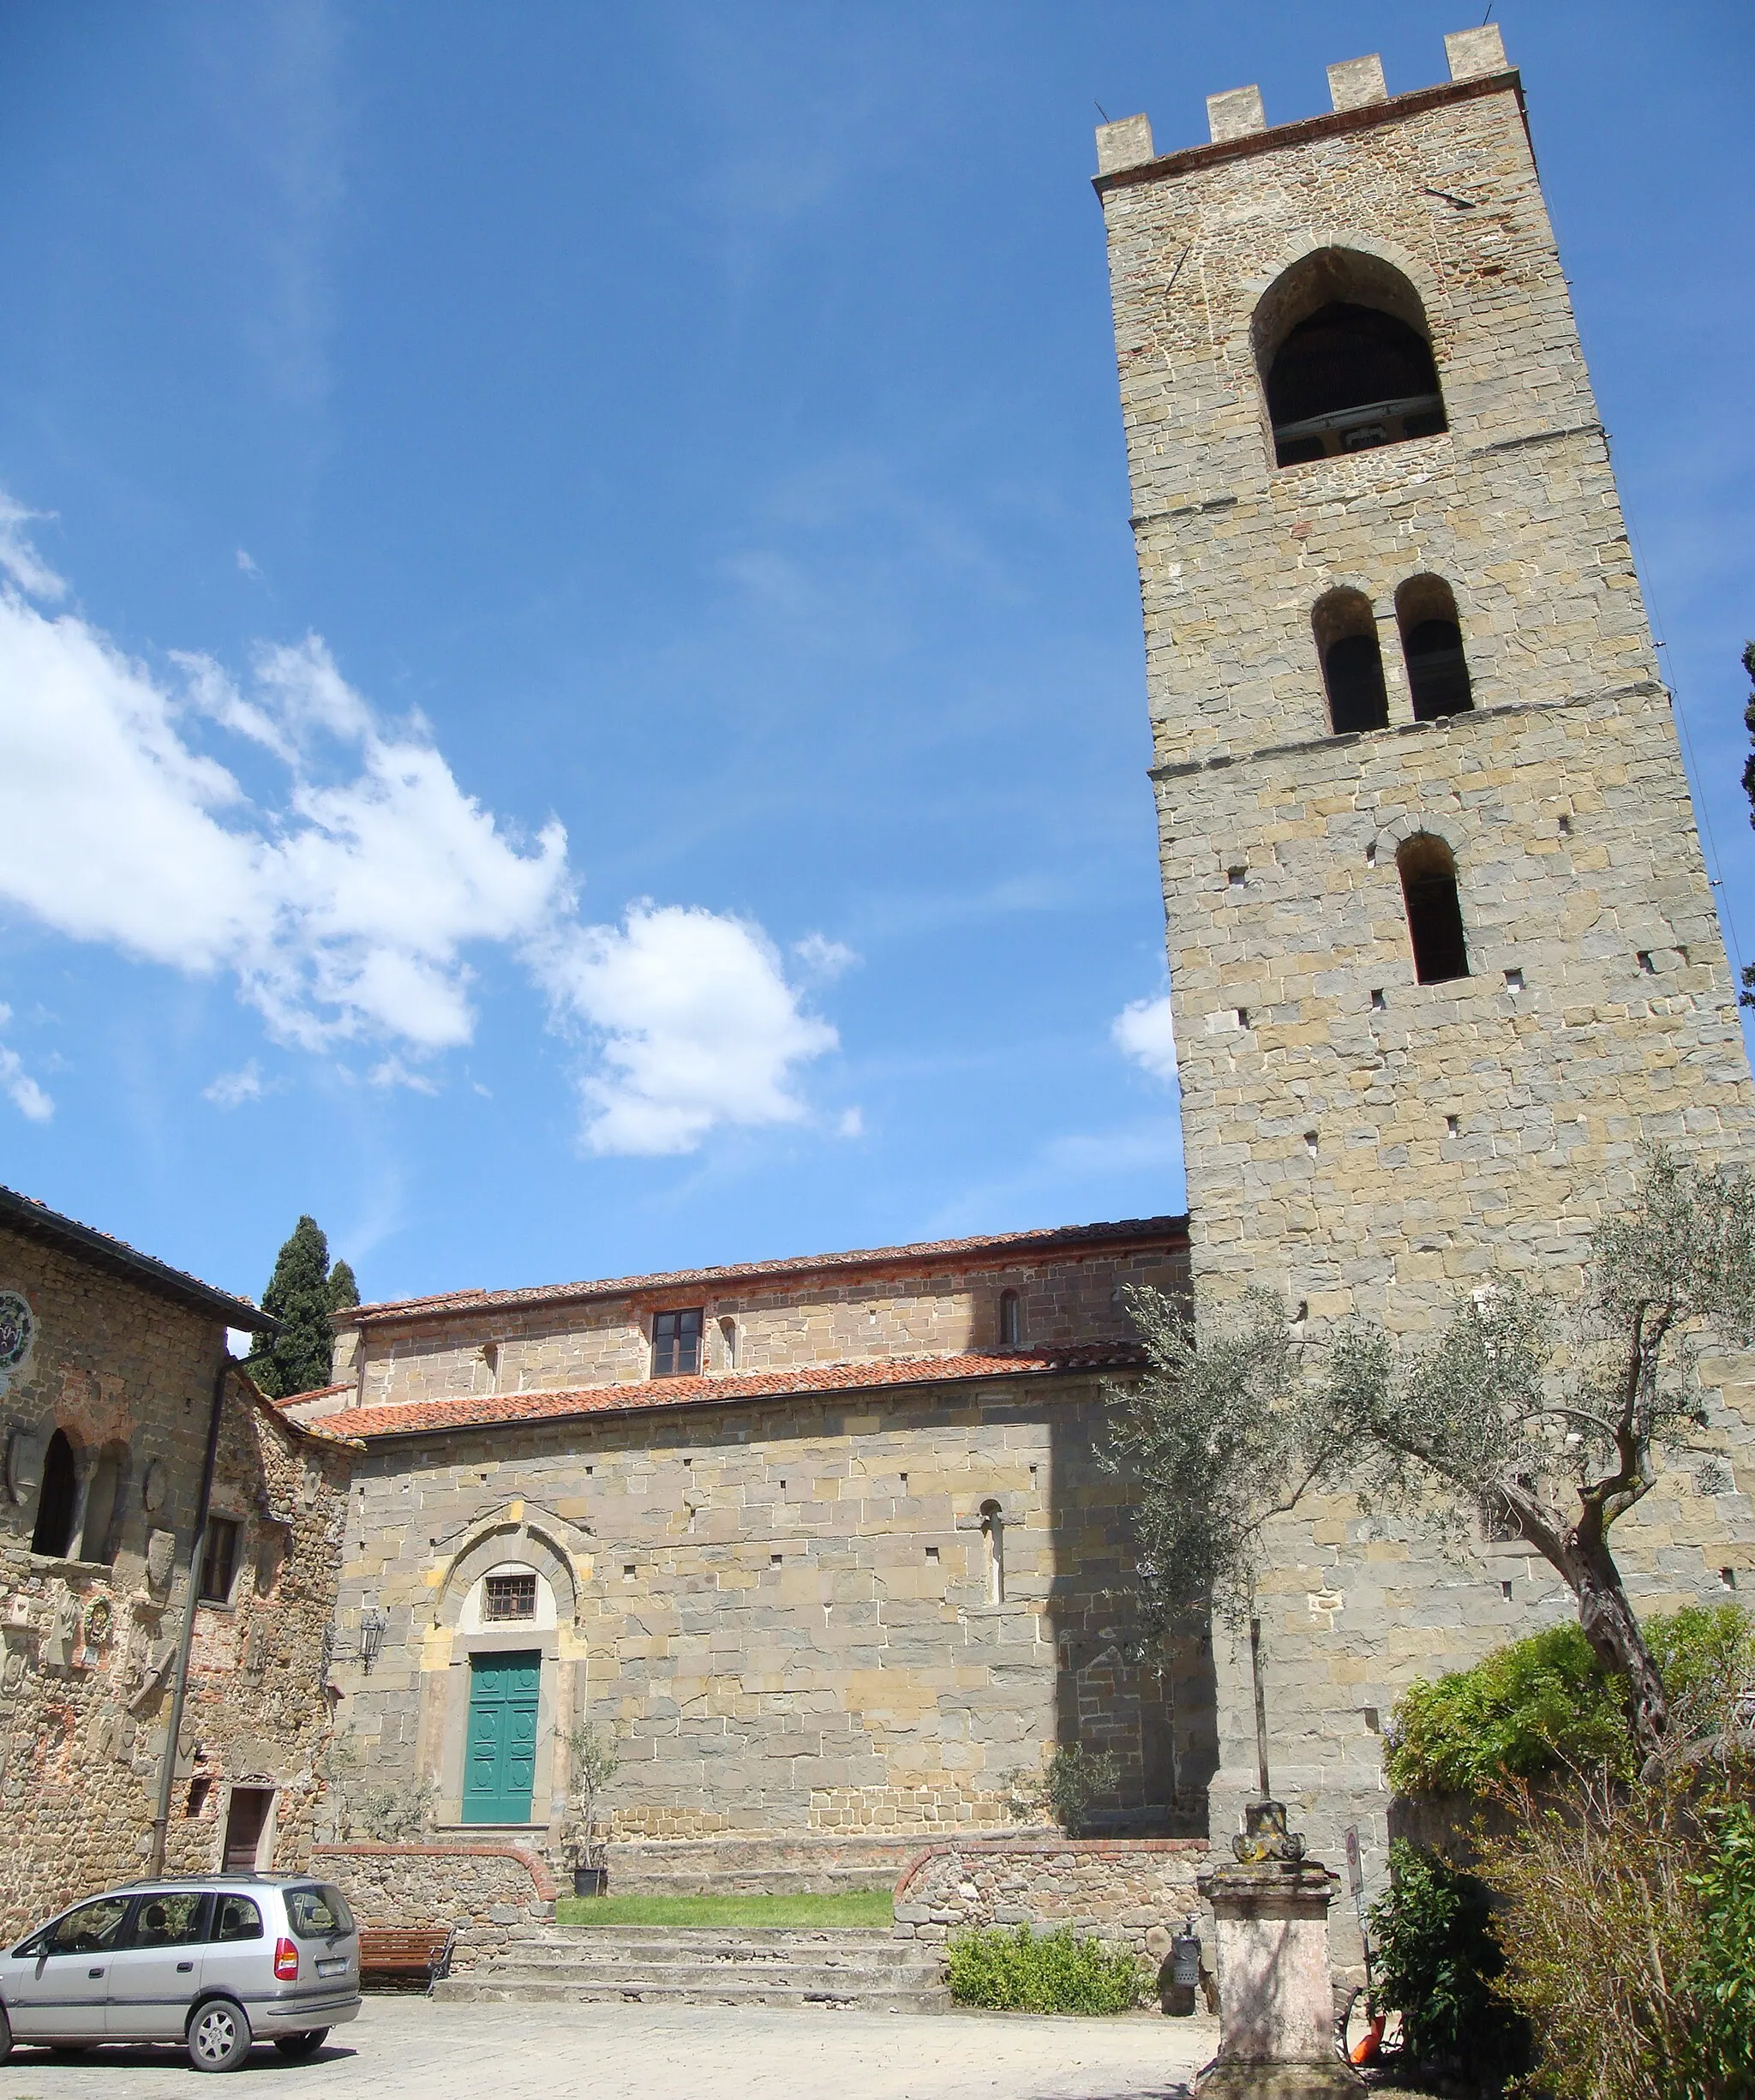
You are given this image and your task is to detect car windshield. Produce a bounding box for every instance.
[285,1884,355,1938]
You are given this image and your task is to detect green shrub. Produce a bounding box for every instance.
[946,1924,1144,2013]
[1369,1842,1529,2085]
[1386,1605,1754,1796]
[1480,1773,1755,2100]
[1680,1800,1755,2096]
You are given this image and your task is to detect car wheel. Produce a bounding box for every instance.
[273,2029,329,2060]
[188,1998,253,2073]
[0,2004,11,2063]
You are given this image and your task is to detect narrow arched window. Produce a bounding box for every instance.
[1255,249,1447,467]
[980,1499,1004,1605]
[1314,590,1388,735]
[1398,833,1470,984]
[1396,576,1474,722]
[998,1290,1021,1347]
[32,1428,77,1558]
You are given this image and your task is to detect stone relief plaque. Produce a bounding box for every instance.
[3,1425,41,1505]
[145,1527,175,1595]
[141,1457,167,1515]
[0,1292,34,1397]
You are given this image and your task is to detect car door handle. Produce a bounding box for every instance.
[177,1961,194,1973]
[88,1965,104,1977]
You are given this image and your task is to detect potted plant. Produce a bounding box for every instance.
[560,1720,620,1898]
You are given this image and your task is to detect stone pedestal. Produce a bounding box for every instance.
[1195,1803,1360,2100]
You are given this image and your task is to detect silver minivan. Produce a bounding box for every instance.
[0,1874,362,2072]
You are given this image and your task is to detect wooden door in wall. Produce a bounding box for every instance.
[462,1651,540,1823]
[223,1787,273,1869]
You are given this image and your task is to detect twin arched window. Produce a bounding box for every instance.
[1256,248,1447,467]
[1315,578,1473,735]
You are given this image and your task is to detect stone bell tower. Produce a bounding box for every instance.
[1093,32,1755,1881]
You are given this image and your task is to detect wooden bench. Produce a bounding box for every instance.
[357,1926,456,1987]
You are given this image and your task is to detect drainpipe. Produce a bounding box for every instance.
[148,1349,232,1876]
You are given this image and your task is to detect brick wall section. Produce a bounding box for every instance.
[1094,47,1755,1930]
[0,1218,354,1934]
[892,1837,1208,1960]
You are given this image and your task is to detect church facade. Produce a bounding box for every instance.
[299,1220,1199,1863]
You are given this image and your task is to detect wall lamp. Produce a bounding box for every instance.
[358,1605,389,1672]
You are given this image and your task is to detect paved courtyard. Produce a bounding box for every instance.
[0,1995,1220,2100]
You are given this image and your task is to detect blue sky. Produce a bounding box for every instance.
[0,2,1750,1313]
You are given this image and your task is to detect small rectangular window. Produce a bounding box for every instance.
[652,1308,703,1377]
[483,1571,536,1622]
[199,1517,239,1604]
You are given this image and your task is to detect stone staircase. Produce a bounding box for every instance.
[435,1924,950,2012]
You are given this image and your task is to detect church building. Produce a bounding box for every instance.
[304,25,1755,1905]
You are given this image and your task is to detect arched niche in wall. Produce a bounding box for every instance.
[430,1504,586,1632]
[1253,246,1447,467]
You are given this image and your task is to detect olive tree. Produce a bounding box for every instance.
[1101,1285,1346,1793]
[1106,1150,1755,1777]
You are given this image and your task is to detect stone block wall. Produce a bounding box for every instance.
[1094,44,1755,1947]
[315,1841,554,1976]
[892,1836,1208,1962]
[331,1368,1214,1846]
[338,1235,1185,1414]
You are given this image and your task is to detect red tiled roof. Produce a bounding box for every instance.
[340,1215,1188,1329]
[319,1342,1148,1443]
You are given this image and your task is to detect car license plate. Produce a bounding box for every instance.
[317,1957,349,1977]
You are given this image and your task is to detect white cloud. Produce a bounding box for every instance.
[539,903,838,1155]
[794,932,859,978]
[0,494,66,602]
[0,589,568,1053]
[1112,993,1179,1084]
[0,495,842,1155]
[236,549,262,579]
[204,1059,273,1107]
[0,1006,51,1122]
[368,1055,439,1095]
[836,1105,865,1138]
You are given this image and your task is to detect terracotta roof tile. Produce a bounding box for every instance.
[341,1215,1188,1329]
[321,1342,1147,1443]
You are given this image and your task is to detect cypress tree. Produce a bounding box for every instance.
[1742,644,1755,1010]
[247,1215,355,1398]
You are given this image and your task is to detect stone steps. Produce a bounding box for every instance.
[437,1926,949,2013]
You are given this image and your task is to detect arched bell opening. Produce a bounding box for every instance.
[1255,248,1447,467]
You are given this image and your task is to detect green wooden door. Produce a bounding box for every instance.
[462,1650,541,1823]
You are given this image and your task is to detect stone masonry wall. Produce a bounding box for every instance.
[314,1842,554,1977]
[892,1836,1208,1964]
[0,1221,354,1934]
[331,1371,1214,1846]
[1094,41,1755,1951]
[344,1243,1183,1415]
